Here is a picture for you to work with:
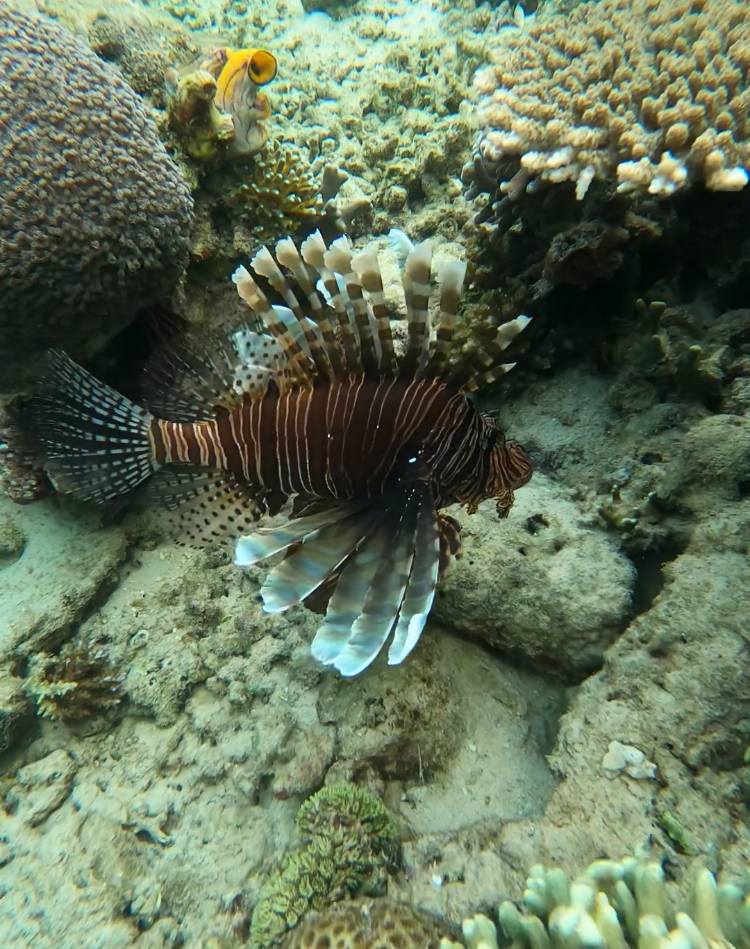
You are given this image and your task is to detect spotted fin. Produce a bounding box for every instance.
[144,323,286,421]
[233,259,316,385]
[149,467,267,543]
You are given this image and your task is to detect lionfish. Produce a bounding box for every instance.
[33,231,532,676]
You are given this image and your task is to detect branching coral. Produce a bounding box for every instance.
[450,855,750,949]
[250,784,398,949]
[23,643,125,725]
[473,0,750,200]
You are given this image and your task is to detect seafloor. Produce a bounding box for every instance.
[1,0,750,946]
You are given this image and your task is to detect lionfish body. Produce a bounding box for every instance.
[35,230,532,676]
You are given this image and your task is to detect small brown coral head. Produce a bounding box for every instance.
[166,67,236,161]
[24,644,125,726]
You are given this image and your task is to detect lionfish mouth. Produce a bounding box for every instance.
[30,228,532,676]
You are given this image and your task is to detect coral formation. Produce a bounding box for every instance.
[473,0,750,200]
[461,854,750,949]
[223,141,325,245]
[23,642,125,725]
[0,402,51,505]
[166,66,237,161]
[0,5,193,389]
[250,784,398,949]
[85,5,197,103]
[282,898,447,949]
[192,142,356,265]
[166,46,277,162]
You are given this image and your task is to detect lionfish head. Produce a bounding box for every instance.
[473,417,533,518]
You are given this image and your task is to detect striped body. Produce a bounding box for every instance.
[33,228,533,676]
[151,377,529,514]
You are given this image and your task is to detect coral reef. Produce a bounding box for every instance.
[473,0,750,200]
[250,784,399,949]
[0,5,193,390]
[84,4,197,104]
[192,143,356,266]
[223,141,325,245]
[5,749,79,827]
[23,642,125,726]
[0,400,51,505]
[282,898,448,949]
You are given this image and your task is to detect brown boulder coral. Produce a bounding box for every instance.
[282,899,448,949]
[0,4,193,390]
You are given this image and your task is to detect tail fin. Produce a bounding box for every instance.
[234,483,442,676]
[33,351,158,503]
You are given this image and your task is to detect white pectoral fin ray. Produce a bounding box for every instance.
[234,502,367,568]
[311,482,440,676]
[260,507,381,612]
[387,491,440,664]
[236,486,441,675]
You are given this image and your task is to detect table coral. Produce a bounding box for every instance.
[250,784,398,949]
[0,5,193,389]
[473,0,750,200]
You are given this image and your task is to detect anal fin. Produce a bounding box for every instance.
[148,466,267,544]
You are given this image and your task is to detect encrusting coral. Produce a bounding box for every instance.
[473,0,750,200]
[0,4,193,390]
[249,784,399,949]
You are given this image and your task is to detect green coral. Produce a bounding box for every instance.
[249,784,398,949]
[444,855,750,949]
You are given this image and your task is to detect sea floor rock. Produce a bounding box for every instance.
[0,496,126,663]
[435,475,636,679]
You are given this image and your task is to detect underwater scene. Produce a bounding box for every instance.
[1,0,750,944]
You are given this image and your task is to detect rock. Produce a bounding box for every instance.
[0,495,126,661]
[7,749,77,825]
[602,740,657,780]
[434,475,636,679]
